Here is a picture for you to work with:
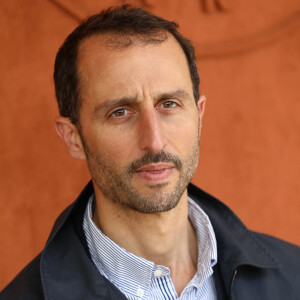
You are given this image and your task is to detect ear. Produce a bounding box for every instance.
[54,117,86,160]
[197,95,206,129]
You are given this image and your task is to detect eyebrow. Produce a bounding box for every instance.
[156,89,192,102]
[92,89,192,117]
[92,96,138,117]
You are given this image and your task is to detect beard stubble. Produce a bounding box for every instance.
[82,132,200,214]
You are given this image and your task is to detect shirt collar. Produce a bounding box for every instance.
[83,194,217,297]
[187,197,218,290]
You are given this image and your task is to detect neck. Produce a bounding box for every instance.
[93,187,198,296]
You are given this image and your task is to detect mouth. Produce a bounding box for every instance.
[135,163,174,183]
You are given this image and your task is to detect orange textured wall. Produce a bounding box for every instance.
[0,0,299,290]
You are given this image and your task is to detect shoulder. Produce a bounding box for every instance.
[238,232,300,299]
[254,232,300,265]
[0,254,44,300]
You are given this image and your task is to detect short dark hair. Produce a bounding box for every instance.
[54,5,200,126]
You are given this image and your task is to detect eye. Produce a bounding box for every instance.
[110,108,129,118]
[160,101,178,109]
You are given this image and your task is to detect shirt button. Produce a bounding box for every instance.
[136,288,144,297]
[154,270,162,277]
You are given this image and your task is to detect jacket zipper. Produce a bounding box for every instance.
[230,269,238,300]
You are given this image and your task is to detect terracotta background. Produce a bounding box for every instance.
[0,0,299,290]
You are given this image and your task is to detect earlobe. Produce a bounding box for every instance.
[54,117,86,160]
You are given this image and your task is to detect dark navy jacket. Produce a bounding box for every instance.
[1,182,300,299]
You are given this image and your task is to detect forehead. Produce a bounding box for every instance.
[76,33,192,103]
[78,32,188,73]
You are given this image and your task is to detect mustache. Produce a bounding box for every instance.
[128,150,182,173]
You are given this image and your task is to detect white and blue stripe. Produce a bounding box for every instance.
[83,195,218,299]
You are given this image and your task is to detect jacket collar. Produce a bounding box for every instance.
[40,181,279,299]
[40,182,127,300]
[188,184,279,291]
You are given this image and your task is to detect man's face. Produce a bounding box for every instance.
[76,34,204,214]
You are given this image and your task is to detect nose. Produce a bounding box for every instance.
[138,107,165,153]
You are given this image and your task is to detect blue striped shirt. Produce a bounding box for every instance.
[83,195,218,299]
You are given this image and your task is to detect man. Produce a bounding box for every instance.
[1,5,299,300]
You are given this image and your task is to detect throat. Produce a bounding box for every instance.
[171,265,197,296]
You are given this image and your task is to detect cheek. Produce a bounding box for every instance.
[94,129,137,164]
[164,116,199,150]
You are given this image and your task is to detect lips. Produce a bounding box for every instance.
[135,163,174,183]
